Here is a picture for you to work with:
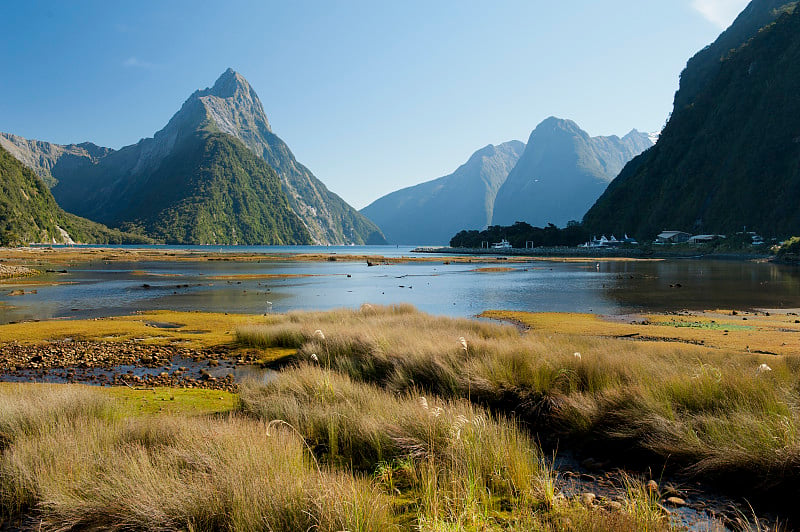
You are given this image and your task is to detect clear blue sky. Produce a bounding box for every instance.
[0,0,748,208]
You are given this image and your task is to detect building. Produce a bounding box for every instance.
[581,235,627,248]
[688,234,725,244]
[656,231,691,244]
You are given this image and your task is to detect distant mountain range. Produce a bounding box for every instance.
[2,69,384,245]
[0,145,149,246]
[492,118,653,228]
[583,0,800,238]
[361,118,652,244]
[360,141,525,245]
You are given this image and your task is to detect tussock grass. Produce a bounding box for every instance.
[240,366,683,531]
[240,365,547,526]
[0,382,683,531]
[236,304,800,489]
[0,384,392,531]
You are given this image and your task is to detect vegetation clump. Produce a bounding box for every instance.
[0,384,392,531]
[775,236,800,262]
[237,305,800,495]
[450,221,589,248]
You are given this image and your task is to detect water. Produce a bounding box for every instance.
[33,243,425,258]
[2,246,800,325]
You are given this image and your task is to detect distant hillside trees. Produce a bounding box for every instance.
[450,221,589,248]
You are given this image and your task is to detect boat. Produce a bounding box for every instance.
[491,239,512,249]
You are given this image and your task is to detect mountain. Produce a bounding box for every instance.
[583,1,800,238]
[110,132,311,245]
[360,141,525,245]
[0,133,112,188]
[165,69,384,244]
[674,0,798,110]
[0,145,149,245]
[3,69,384,245]
[491,118,653,228]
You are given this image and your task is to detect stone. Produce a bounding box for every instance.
[665,497,686,507]
[579,492,596,506]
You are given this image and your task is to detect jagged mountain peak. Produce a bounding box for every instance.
[199,68,263,109]
[492,118,653,228]
[208,68,250,97]
[361,140,524,244]
[6,69,384,245]
[190,68,272,135]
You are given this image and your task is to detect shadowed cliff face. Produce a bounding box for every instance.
[584,1,800,239]
[674,0,798,111]
[361,141,525,245]
[491,117,652,228]
[0,145,148,245]
[0,133,112,188]
[3,68,384,245]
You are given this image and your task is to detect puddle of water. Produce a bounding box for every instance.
[1,355,275,386]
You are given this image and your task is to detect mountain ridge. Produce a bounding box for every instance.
[0,145,149,245]
[491,117,653,227]
[361,141,525,245]
[2,69,384,245]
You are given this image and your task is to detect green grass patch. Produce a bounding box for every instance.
[104,387,237,416]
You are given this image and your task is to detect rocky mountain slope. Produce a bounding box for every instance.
[0,133,112,188]
[583,0,800,238]
[491,118,653,227]
[674,0,798,110]
[109,132,311,245]
[2,69,384,245]
[360,141,525,245]
[0,145,149,245]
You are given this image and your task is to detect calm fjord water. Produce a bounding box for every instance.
[2,246,800,324]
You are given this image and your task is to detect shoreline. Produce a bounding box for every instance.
[0,246,545,268]
[0,245,775,271]
[414,245,775,261]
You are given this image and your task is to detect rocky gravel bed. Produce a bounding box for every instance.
[0,340,266,391]
[0,264,38,279]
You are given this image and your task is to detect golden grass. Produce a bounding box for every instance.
[0,382,681,531]
[239,367,684,531]
[236,305,800,490]
[0,384,393,531]
[481,309,800,356]
[240,367,541,528]
[0,310,277,348]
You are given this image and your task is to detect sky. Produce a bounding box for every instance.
[0,0,749,209]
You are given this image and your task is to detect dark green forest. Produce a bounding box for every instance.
[450,222,590,248]
[584,4,800,239]
[0,146,150,246]
[115,133,312,245]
